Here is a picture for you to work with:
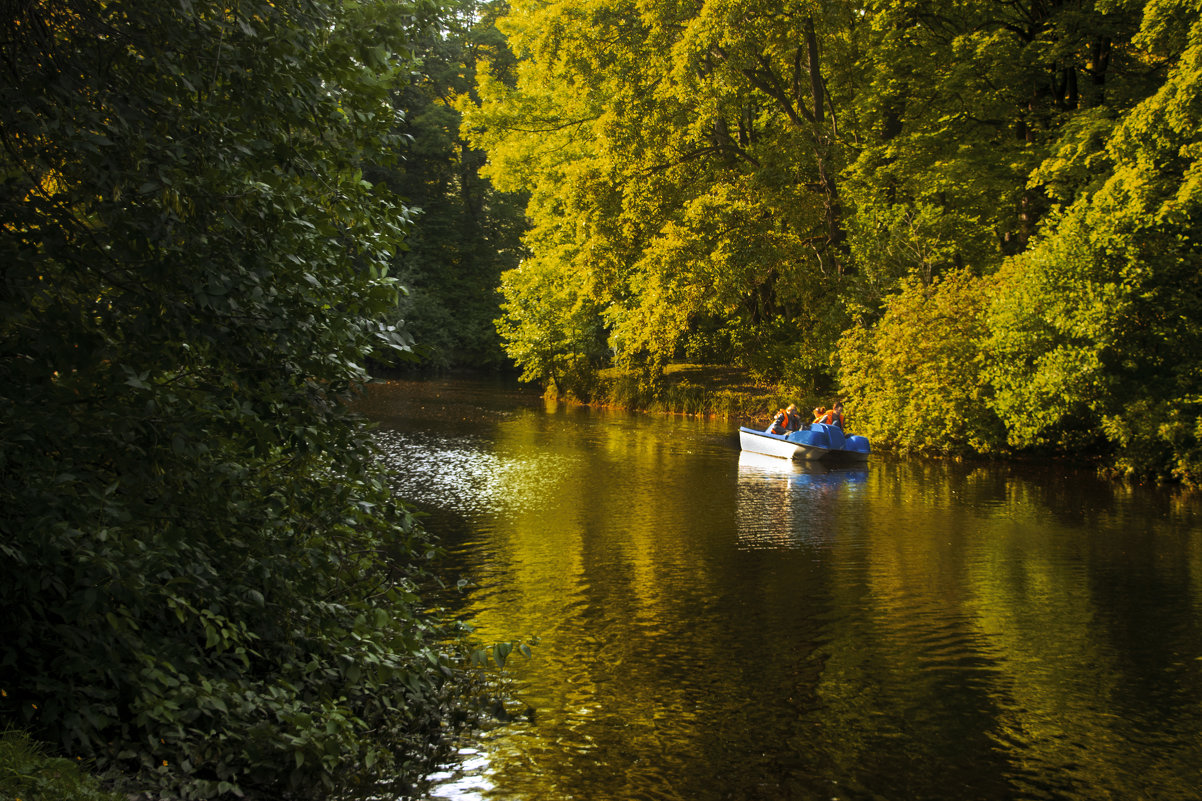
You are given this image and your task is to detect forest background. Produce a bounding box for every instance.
[448,0,1202,486]
[211,0,1202,483]
[2,0,1201,799]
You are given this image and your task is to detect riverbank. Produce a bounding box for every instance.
[558,363,824,430]
[556,366,1094,470]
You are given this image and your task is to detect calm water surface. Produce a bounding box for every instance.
[357,378,1202,801]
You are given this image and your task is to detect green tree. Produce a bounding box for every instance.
[463,0,865,393]
[843,0,1149,306]
[461,0,635,392]
[373,0,528,371]
[985,0,1202,482]
[839,270,1006,455]
[0,0,486,797]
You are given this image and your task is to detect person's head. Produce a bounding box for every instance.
[835,401,844,413]
[786,404,797,413]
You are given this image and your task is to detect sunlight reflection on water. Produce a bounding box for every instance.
[374,429,579,517]
[424,748,493,801]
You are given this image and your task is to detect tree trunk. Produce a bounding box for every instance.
[805,17,846,275]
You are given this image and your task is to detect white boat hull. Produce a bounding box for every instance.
[739,428,831,461]
[738,426,871,462]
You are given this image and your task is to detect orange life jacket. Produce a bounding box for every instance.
[818,410,844,428]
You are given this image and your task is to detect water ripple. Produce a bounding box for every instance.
[374,429,577,517]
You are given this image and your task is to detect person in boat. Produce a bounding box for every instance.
[811,405,827,423]
[815,401,845,429]
[766,404,802,435]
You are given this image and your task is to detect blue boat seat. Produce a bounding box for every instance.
[844,435,871,455]
[786,427,830,449]
[817,423,846,450]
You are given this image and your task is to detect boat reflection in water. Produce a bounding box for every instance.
[735,450,868,550]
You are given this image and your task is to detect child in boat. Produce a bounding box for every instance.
[815,402,845,429]
[766,404,802,434]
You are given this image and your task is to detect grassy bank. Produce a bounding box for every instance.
[569,364,831,429]
[0,730,123,801]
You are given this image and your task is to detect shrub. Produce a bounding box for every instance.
[0,730,123,801]
[838,270,1007,455]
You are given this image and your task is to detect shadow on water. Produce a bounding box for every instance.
[358,378,1202,801]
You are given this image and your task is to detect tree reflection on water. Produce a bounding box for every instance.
[364,379,1202,801]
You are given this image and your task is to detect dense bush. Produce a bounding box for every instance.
[838,270,1007,456]
[0,0,488,797]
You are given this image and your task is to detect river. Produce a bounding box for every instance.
[355,377,1202,801]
